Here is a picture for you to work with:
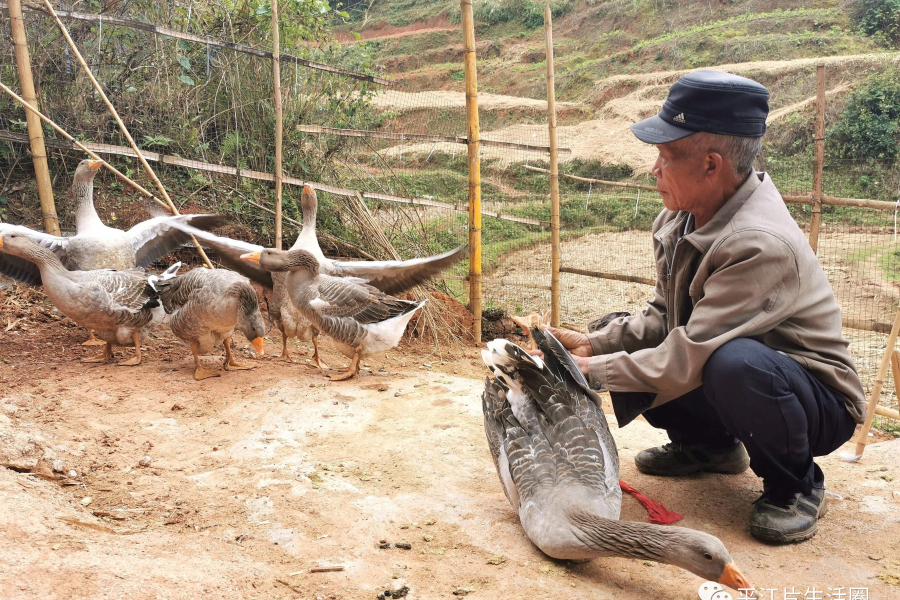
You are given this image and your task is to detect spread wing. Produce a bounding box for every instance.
[127,213,227,268]
[0,223,69,285]
[310,275,420,323]
[156,223,272,288]
[329,246,464,295]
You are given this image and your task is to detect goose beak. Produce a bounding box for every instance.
[718,562,752,591]
[0,236,4,249]
[240,252,261,264]
[251,337,264,356]
[88,160,104,170]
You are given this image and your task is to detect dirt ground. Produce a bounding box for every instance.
[0,285,899,600]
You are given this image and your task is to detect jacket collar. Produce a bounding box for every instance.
[653,170,765,254]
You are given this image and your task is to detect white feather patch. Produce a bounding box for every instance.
[309,297,330,310]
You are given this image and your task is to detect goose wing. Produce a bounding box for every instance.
[156,267,213,313]
[127,214,226,268]
[0,223,69,285]
[156,223,273,288]
[88,269,161,313]
[310,275,419,323]
[482,338,619,506]
[329,246,464,295]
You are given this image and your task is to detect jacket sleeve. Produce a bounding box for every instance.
[587,229,801,406]
[586,277,668,355]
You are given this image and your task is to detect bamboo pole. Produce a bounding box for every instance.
[271,0,283,250]
[808,64,825,254]
[461,0,482,343]
[853,303,900,457]
[7,0,59,235]
[545,5,560,328]
[38,0,214,270]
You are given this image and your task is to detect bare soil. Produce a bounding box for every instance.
[0,284,899,599]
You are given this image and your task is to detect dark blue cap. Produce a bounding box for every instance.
[630,70,769,144]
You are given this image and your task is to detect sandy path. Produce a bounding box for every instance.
[372,90,583,112]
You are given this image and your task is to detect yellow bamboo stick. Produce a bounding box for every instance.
[461,0,481,343]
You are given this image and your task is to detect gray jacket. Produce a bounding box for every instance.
[586,171,866,425]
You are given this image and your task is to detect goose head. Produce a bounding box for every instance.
[232,284,266,356]
[73,159,103,183]
[240,248,319,275]
[663,528,751,590]
[0,232,49,262]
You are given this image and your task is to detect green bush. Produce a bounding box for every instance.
[472,0,572,28]
[853,0,900,46]
[829,70,900,160]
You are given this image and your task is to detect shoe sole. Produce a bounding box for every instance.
[635,460,751,477]
[750,495,827,545]
[750,521,818,544]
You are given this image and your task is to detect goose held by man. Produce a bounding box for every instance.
[481,328,752,590]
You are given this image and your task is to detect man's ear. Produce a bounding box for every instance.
[704,150,725,179]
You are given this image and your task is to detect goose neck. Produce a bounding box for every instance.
[74,179,104,233]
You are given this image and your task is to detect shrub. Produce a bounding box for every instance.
[853,0,900,47]
[829,70,900,160]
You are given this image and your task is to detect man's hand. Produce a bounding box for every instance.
[525,326,593,376]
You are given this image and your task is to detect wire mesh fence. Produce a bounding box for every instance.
[2,4,900,419]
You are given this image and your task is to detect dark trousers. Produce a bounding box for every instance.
[611,338,857,496]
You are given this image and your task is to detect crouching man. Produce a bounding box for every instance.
[544,71,864,544]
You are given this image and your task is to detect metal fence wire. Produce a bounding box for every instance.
[1,6,899,417]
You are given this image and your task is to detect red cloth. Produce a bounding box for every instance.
[619,480,684,525]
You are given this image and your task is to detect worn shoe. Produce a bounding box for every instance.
[634,442,750,476]
[750,486,827,544]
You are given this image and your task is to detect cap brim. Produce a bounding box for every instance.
[630,115,695,144]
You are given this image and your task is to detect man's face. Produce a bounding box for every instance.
[651,136,710,214]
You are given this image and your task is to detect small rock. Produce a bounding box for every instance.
[423,534,433,542]
[81,496,92,506]
[452,588,473,596]
[138,456,152,468]
[52,459,65,473]
[393,392,403,397]
[423,519,435,525]
[395,542,412,550]
[378,385,388,392]
[68,469,78,478]
[486,555,506,565]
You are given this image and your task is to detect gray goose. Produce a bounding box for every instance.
[167,185,461,366]
[0,159,224,344]
[159,267,266,380]
[0,232,178,366]
[482,328,752,590]
[241,248,423,380]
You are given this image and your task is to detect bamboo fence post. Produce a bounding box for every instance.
[39,0,214,269]
[271,0,283,250]
[545,5,560,328]
[8,0,59,235]
[808,64,825,254]
[461,0,482,343]
[853,303,900,458]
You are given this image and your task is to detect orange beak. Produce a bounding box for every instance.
[718,562,752,592]
[0,236,5,249]
[251,337,264,356]
[88,159,103,171]
[240,252,261,264]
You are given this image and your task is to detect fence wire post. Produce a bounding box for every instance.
[206,42,210,81]
[545,5,560,328]
[461,0,482,343]
[634,188,641,218]
[585,181,592,210]
[809,64,825,254]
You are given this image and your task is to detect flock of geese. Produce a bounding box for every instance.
[0,160,462,379]
[0,160,753,591]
